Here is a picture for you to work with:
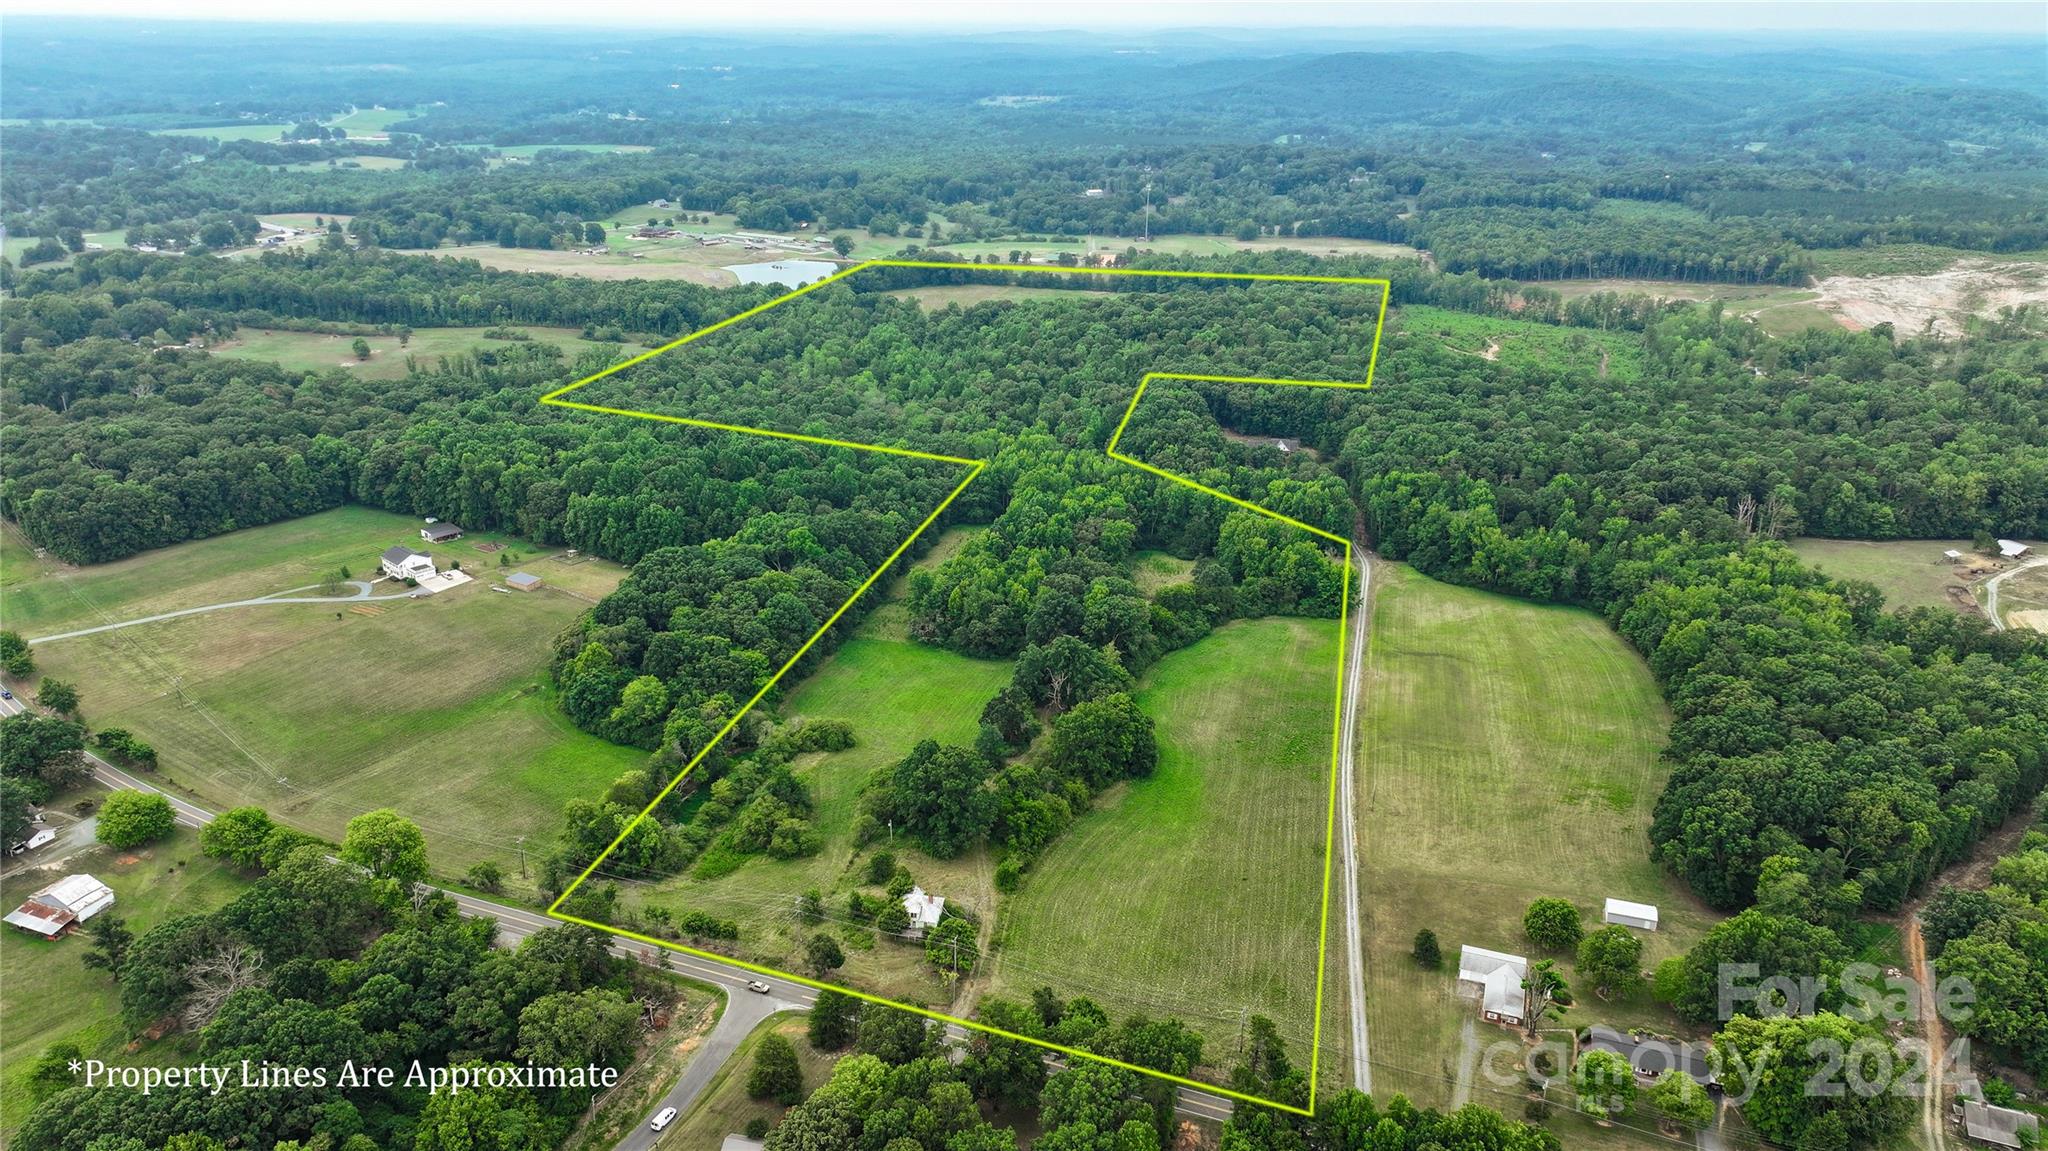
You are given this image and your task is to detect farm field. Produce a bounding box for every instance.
[324,104,420,136]
[1789,537,1981,612]
[0,821,250,1136]
[658,1013,841,1151]
[1355,565,1710,1124]
[1397,304,1644,380]
[281,154,408,172]
[3,230,125,264]
[620,532,1013,1006]
[209,324,641,380]
[433,242,742,286]
[154,122,293,141]
[926,232,1422,262]
[990,615,1339,1066]
[1532,277,1842,336]
[884,283,1115,310]
[6,508,637,887]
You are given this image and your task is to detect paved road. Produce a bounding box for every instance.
[0,691,1242,1136]
[1336,544,1374,1092]
[26,581,412,645]
[1981,555,2047,631]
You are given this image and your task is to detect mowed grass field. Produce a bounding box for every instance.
[210,325,640,380]
[1356,565,1710,1122]
[5,508,638,886]
[991,615,1340,1063]
[1789,537,1980,612]
[0,821,250,1135]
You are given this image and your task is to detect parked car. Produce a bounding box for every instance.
[746,979,771,994]
[649,1106,677,1132]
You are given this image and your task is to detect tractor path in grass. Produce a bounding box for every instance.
[26,580,415,644]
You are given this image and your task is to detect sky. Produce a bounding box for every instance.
[1,0,2041,34]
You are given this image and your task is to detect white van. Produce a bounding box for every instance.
[650,1106,678,1132]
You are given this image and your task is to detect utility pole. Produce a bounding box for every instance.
[515,835,527,879]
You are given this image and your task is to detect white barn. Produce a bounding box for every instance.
[1997,539,2030,559]
[5,874,116,937]
[381,546,436,581]
[1604,898,1660,931]
[1457,945,1528,1026]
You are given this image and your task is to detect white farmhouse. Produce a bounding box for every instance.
[902,886,946,937]
[381,546,436,581]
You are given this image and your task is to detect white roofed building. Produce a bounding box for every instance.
[1997,539,2030,559]
[902,886,945,937]
[1457,945,1528,1026]
[1604,898,1660,931]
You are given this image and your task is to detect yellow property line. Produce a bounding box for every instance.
[537,258,1390,1115]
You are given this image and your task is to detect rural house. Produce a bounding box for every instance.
[902,886,946,937]
[421,523,465,544]
[4,874,116,937]
[1603,898,1659,931]
[1582,1025,1717,1086]
[1457,945,1528,1026]
[381,546,436,581]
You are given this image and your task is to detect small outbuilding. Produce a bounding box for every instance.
[505,572,544,592]
[1997,539,2030,559]
[381,546,436,581]
[1944,549,1965,561]
[720,1137,765,1151]
[1603,898,1660,931]
[422,523,465,544]
[1963,1101,2039,1149]
[5,874,115,937]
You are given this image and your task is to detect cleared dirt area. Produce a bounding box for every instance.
[1813,258,2048,336]
[430,244,739,285]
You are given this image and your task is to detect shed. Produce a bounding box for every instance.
[5,874,115,937]
[1944,549,1965,561]
[721,1137,765,1151]
[1604,898,1660,931]
[1997,539,2030,559]
[422,523,465,544]
[505,572,544,592]
[1964,1101,2039,1149]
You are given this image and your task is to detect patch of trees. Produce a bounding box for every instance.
[1926,809,2048,1078]
[21,809,673,1151]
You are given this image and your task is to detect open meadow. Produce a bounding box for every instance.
[0,820,250,1136]
[990,614,1340,1068]
[209,324,641,380]
[4,508,637,887]
[1789,537,1983,612]
[1355,565,1710,1129]
[1396,304,1644,380]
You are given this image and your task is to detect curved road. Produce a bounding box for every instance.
[0,693,1240,1139]
[27,581,412,645]
[1981,555,2047,632]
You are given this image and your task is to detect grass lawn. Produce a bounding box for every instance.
[1397,305,1644,381]
[1789,537,1980,612]
[434,243,741,286]
[1996,564,2048,634]
[3,230,126,264]
[0,821,251,1136]
[210,325,640,380]
[991,615,1339,1068]
[1132,550,1195,596]
[1356,565,1712,1115]
[621,533,1013,1006]
[324,105,421,137]
[659,1013,840,1151]
[7,508,637,889]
